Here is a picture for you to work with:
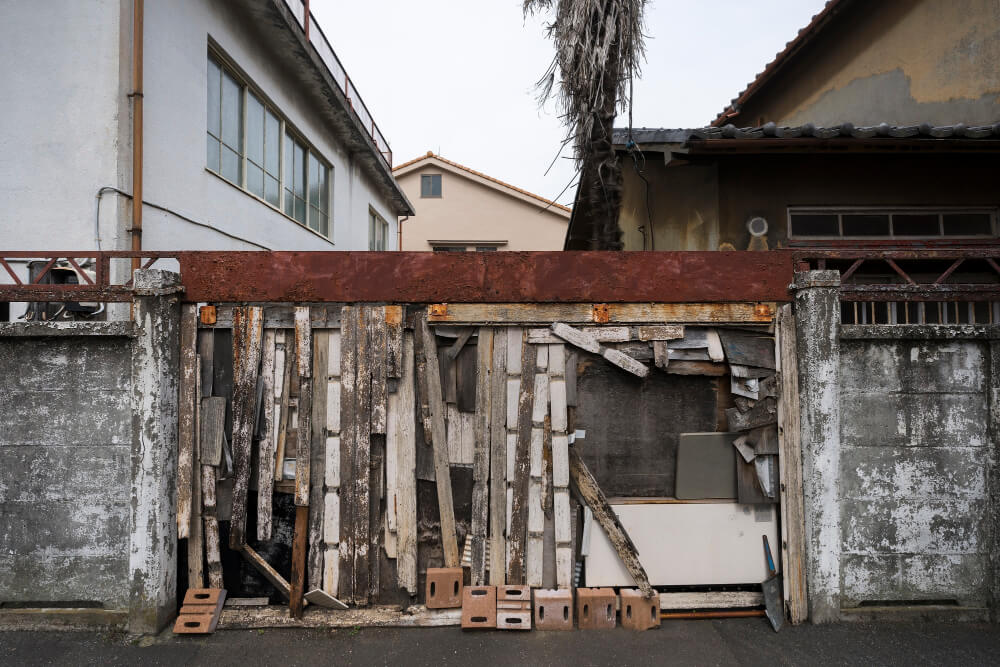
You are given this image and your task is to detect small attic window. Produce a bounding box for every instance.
[421,174,442,198]
[789,208,996,239]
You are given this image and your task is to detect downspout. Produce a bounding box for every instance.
[398,216,408,251]
[130,0,144,274]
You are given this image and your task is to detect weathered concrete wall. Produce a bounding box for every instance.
[0,322,134,609]
[735,0,1000,127]
[839,337,990,607]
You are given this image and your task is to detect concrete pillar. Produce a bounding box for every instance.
[793,270,841,623]
[128,269,182,634]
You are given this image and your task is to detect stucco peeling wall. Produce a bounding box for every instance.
[0,333,133,607]
[839,339,990,607]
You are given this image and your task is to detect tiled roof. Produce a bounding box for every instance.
[614,122,1000,146]
[393,152,571,213]
[710,0,854,126]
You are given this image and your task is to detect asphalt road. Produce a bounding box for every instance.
[2,619,1000,666]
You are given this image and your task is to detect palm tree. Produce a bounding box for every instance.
[524,0,647,249]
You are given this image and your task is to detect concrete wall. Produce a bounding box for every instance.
[735,0,1000,127]
[0,324,133,611]
[395,160,569,251]
[620,152,1000,251]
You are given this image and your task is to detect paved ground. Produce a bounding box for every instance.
[2,619,1000,666]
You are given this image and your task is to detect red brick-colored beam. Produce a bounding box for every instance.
[178,251,794,304]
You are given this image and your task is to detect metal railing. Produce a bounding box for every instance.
[285,0,393,167]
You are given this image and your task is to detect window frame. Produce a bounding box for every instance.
[421,173,442,198]
[207,48,334,241]
[787,206,998,241]
[369,209,389,251]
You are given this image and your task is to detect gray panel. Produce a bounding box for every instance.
[675,432,738,500]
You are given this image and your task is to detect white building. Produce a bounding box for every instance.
[0,0,412,294]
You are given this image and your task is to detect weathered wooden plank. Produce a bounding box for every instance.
[199,397,226,466]
[705,329,725,362]
[550,322,600,353]
[366,306,386,602]
[395,333,418,595]
[384,305,403,378]
[218,605,462,629]
[568,447,653,598]
[257,331,277,541]
[488,328,508,586]
[668,348,711,362]
[289,505,309,618]
[749,424,779,455]
[273,333,293,481]
[428,303,775,324]
[307,330,329,591]
[456,343,477,413]
[178,304,198,540]
[726,398,778,431]
[324,330,343,596]
[198,328,215,397]
[370,306,388,435]
[565,351,577,407]
[293,307,313,507]
[666,361,728,376]
[338,307,358,602]
[526,367,548,587]
[776,303,808,624]
[506,326,523,375]
[445,327,475,360]
[508,339,537,584]
[717,328,776,369]
[554,488,572,589]
[239,544,291,600]
[229,306,264,549]
[637,325,685,341]
[528,326,630,345]
[202,464,223,589]
[418,314,460,568]
[353,307,372,603]
[460,411,475,468]
[470,327,493,586]
[668,327,709,349]
[653,341,669,370]
[660,591,763,610]
[446,404,461,464]
[206,305,343,330]
[737,457,771,505]
[439,347,456,404]
[413,320,435,482]
[188,354,205,588]
[600,347,650,377]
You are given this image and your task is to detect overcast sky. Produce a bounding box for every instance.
[312,0,829,206]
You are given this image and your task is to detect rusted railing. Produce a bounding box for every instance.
[286,0,393,167]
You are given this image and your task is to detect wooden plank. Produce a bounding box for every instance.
[188,354,205,588]
[384,305,403,378]
[395,333,418,594]
[726,398,778,431]
[460,411,475,468]
[528,326,630,345]
[218,605,462,629]
[445,327,475,360]
[548,343,565,377]
[705,329,725,362]
[660,591,763,610]
[239,544,291,600]
[324,331,342,596]
[337,306,358,603]
[653,341,669,370]
[257,330,277,541]
[526,370,548,587]
[307,330,329,591]
[366,306,385,602]
[353,306,372,603]
[199,397,226,466]
[198,329,215,397]
[293,307,313,507]
[440,347,456,404]
[554,489,572,589]
[601,347,650,377]
[776,303,808,624]
[206,305,343,330]
[667,361,727,376]
[637,325,685,341]
[418,313,460,568]
[202,464,223,589]
[565,351,577,407]
[456,343,477,413]
[446,404,461,464]
[507,338,537,584]
[428,303,775,324]
[273,333,294,481]
[470,327,493,586]
[568,447,653,598]
[717,328,776,369]
[549,343,571,589]
[370,306,388,435]
[506,326,522,375]
[229,306,264,549]
[749,424,779,455]
[488,328,508,586]
[413,319,435,482]
[551,322,649,377]
[289,505,309,618]
[177,304,198,540]
[668,328,709,349]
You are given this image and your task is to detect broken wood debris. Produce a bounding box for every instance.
[549,322,649,377]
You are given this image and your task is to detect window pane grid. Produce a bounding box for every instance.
[791,209,996,239]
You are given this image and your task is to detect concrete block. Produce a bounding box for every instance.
[461,586,496,629]
[841,498,986,555]
[620,589,660,631]
[534,588,573,630]
[577,587,616,629]
[840,446,986,499]
[426,567,463,609]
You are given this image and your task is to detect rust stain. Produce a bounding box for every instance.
[200,305,217,325]
[591,304,610,323]
[384,304,403,325]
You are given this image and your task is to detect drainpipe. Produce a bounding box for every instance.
[130,0,144,274]
[398,216,408,251]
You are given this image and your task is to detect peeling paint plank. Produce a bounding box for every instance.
[307,330,329,591]
[418,314,460,568]
[395,333,418,594]
[488,328,509,586]
[370,307,388,435]
[637,325,685,341]
[508,338,537,584]
[229,306,264,549]
[470,327,493,585]
[177,304,198,540]
[202,464,223,589]
[354,306,372,604]
[528,326,630,345]
[384,305,404,379]
[272,332,294,484]
[293,307,313,508]
[366,306,385,602]
[188,354,205,588]
[337,307,358,603]
[256,331,277,541]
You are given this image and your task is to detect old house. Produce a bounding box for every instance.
[0,0,413,320]
[393,153,570,252]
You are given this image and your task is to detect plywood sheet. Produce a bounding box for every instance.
[585,502,778,586]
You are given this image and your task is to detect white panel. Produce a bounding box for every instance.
[585,502,779,586]
[554,489,571,542]
[325,436,340,488]
[506,378,520,428]
[506,432,517,480]
[551,434,569,488]
[323,491,340,543]
[326,381,341,433]
[549,379,567,433]
[506,327,522,375]
[328,330,342,377]
[531,374,549,423]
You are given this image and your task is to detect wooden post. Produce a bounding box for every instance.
[418,313,460,568]
[338,306,358,603]
[776,303,809,623]
[549,343,572,588]
[569,447,653,598]
[187,353,205,588]
[177,304,197,540]
[526,353,549,587]
[307,329,329,592]
[508,336,537,584]
[323,330,343,597]
[257,330,277,541]
[367,305,386,601]
[395,332,418,594]
[229,306,263,549]
[293,306,313,507]
[488,328,508,585]
[470,327,493,585]
[353,306,371,603]
[289,504,309,619]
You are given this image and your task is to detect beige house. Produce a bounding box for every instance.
[392,152,570,251]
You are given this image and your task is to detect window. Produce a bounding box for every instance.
[475,246,498,252]
[421,174,442,198]
[207,52,333,238]
[369,210,389,250]
[432,246,466,252]
[789,208,996,239]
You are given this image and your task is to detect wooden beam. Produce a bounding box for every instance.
[177,304,198,540]
[353,307,372,604]
[445,327,475,360]
[507,338,537,584]
[218,605,461,629]
[257,331,277,541]
[289,505,309,618]
[428,303,775,325]
[337,306,358,603]
[776,303,808,624]
[272,332,293,483]
[488,328,508,586]
[470,327,493,585]
[239,544,291,600]
[229,306,264,548]
[568,448,653,598]
[187,353,205,588]
[307,329,329,591]
[550,322,649,377]
[418,314,460,568]
[202,464,223,589]
[293,307,313,508]
[394,332,418,594]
